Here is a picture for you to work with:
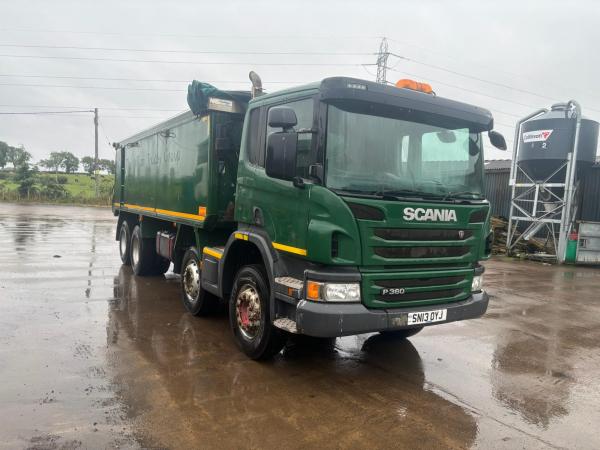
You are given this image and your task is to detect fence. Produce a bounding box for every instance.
[484,163,600,222]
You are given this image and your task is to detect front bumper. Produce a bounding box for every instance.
[294,291,488,338]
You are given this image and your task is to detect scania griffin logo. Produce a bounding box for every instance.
[403,207,457,222]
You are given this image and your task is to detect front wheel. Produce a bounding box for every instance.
[229,265,285,360]
[379,327,423,339]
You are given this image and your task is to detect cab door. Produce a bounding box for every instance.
[236,96,317,257]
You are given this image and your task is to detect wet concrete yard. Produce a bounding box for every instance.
[1,203,600,449]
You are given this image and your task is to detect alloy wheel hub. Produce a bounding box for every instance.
[183,260,200,302]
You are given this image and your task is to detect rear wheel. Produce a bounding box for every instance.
[180,248,219,316]
[130,225,157,276]
[379,327,423,339]
[229,264,285,360]
[119,221,131,266]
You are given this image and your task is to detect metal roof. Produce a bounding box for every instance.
[484,159,512,172]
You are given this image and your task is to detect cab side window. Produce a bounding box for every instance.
[266,98,314,178]
[246,107,262,166]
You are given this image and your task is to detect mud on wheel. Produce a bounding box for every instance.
[229,264,285,360]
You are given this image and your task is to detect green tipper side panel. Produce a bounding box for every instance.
[153,115,210,219]
[116,110,243,227]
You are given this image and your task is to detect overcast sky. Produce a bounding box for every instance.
[1,0,599,164]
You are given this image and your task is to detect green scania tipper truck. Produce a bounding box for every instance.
[112,75,507,359]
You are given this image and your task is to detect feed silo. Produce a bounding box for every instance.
[506,101,599,263]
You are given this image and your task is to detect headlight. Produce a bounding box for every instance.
[471,275,483,292]
[323,283,361,302]
[306,281,361,302]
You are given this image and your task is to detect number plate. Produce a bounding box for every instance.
[407,309,447,326]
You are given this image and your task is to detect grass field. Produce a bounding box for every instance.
[0,170,114,206]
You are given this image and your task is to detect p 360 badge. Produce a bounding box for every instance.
[381,288,406,296]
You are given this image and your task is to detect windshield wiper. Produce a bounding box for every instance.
[442,191,484,201]
[376,189,445,200]
[331,188,385,199]
[333,188,425,201]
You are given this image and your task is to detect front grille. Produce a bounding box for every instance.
[374,228,473,241]
[376,288,463,302]
[347,203,385,220]
[469,209,488,223]
[374,246,470,259]
[377,276,465,288]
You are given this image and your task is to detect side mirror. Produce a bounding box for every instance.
[265,132,298,181]
[488,130,507,150]
[268,107,297,130]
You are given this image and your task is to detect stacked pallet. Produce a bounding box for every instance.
[491,217,509,254]
[490,216,550,256]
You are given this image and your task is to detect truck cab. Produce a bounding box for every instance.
[113,76,506,359]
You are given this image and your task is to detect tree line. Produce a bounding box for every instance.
[0,142,115,175]
[0,140,115,203]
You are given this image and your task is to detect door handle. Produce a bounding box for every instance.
[253,207,264,226]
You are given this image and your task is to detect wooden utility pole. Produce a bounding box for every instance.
[94,108,99,197]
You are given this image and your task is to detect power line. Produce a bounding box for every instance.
[0,28,379,40]
[389,68,542,110]
[389,67,600,117]
[390,52,553,100]
[0,112,169,118]
[0,74,299,84]
[0,73,569,115]
[386,37,600,103]
[388,52,600,114]
[0,43,373,56]
[0,53,369,66]
[0,109,94,115]
[0,82,187,92]
[0,104,185,112]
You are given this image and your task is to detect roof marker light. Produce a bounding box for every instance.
[395,79,433,94]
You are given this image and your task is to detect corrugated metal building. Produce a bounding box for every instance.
[484,160,600,221]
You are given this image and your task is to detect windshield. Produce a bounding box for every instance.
[325,104,485,200]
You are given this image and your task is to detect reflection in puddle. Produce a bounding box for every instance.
[107,266,477,449]
[492,329,570,428]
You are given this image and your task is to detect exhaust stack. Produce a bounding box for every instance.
[249,71,263,98]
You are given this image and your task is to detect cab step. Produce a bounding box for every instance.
[274,276,303,299]
[273,318,298,334]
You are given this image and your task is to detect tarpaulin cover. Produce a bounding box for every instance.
[187,80,251,116]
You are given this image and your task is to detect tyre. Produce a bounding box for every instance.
[130,225,157,276]
[180,248,219,316]
[379,327,424,339]
[119,221,132,266]
[229,264,285,360]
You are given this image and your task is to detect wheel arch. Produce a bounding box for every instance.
[115,211,139,241]
[219,232,282,307]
